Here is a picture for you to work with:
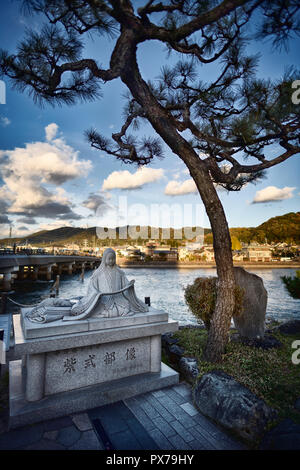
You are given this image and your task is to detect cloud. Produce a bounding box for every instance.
[82,193,113,215]
[11,200,82,220]
[0,123,91,221]
[252,186,296,204]
[17,217,37,225]
[38,220,74,231]
[102,167,164,191]
[0,117,11,127]
[0,191,12,224]
[45,123,59,142]
[5,145,90,186]
[0,214,11,224]
[0,125,92,185]
[0,191,10,211]
[164,179,197,196]
[9,226,32,238]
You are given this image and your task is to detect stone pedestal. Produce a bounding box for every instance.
[9,307,179,429]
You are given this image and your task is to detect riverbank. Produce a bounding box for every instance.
[119,262,300,269]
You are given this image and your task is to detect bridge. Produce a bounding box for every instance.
[0,254,101,290]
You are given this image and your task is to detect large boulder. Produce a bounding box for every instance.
[193,370,276,445]
[233,267,267,339]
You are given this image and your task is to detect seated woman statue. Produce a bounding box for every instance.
[25,248,148,324]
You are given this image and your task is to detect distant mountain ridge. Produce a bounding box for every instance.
[1,212,299,246]
[0,225,210,246]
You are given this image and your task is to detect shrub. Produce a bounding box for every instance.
[281,270,300,299]
[184,276,244,329]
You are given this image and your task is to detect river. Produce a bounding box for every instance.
[9,267,300,326]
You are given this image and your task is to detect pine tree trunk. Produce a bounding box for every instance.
[121,46,236,363]
[190,169,235,363]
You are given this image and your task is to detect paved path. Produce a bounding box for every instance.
[0,382,246,450]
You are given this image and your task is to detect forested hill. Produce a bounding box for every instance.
[0,226,211,246]
[229,212,300,244]
[0,212,299,246]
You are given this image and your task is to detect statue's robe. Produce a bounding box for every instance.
[68,265,148,320]
[25,264,148,324]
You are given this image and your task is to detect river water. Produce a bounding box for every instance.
[10,267,300,326]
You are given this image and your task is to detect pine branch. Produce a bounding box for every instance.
[85,98,164,165]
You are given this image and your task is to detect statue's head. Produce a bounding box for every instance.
[102,248,116,268]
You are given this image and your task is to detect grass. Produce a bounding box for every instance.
[173,326,300,426]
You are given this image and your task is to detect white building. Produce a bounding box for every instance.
[243,245,272,262]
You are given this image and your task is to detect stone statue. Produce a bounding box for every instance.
[25,248,148,324]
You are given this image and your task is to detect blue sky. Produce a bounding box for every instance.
[0,1,299,240]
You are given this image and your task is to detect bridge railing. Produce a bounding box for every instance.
[0,249,101,257]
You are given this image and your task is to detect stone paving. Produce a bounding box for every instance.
[0,382,247,450]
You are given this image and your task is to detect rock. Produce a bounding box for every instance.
[193,370,276,444]
[277,320,300,335]
[260,418,300,450]
[179,357,199,382]
[162,333,184,366]
[161,332,179,347]
[233,267,267,339]
[231,332,282,350]
[167,344,185,363]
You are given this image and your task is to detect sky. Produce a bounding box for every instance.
[0,0,299,241]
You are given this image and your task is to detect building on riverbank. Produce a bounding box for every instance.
[243,244,272,262]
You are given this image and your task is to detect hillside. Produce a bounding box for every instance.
[1,212,299,246]
[228,212,300,244]
[253,212,300,243]
[0,226,211,247]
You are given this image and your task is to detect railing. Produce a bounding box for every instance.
[0,249,101,257]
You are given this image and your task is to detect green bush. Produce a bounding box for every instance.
[184,276,244,329]
[281,270,300,299]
